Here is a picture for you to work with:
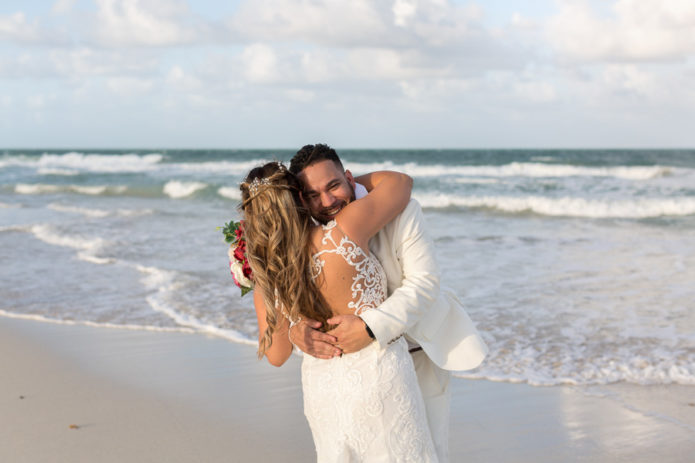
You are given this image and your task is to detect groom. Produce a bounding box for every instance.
[288,144,488,462]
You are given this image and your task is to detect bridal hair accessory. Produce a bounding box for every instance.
[247,162,288,195]
[272,161,288,173]
[248,176,271,195]
[219,220,254,296]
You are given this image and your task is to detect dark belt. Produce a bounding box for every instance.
[408,346,423,354]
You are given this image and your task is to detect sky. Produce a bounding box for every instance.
[1,0,694,149]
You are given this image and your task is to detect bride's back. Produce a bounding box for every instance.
[309,219,387,318]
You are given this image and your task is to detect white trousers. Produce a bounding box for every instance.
[411,350,452,463]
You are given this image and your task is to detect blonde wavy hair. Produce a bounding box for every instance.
[240,161,332,358]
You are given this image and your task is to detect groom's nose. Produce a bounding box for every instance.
[320,191,335,207]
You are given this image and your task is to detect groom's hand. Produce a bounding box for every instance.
[326,315,373,354]
[290,318,342,359]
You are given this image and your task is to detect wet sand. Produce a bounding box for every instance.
[2,317,693,462]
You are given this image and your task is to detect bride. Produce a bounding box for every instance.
[239,161,438,462]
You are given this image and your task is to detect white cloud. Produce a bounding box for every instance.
[0,53,53,78]
[52,0,77,14]
[241,43,280,83]
[106,76,154,95]
[601,65,656,96]
[231,0,395,47]
[93,0,200,47]
[50,47,158,78]
[393,0,417,27]
[165,65,202,90]
[548,0,695,62]
[594,64,695,108]
[2,0,693,147]
[512,79,557,103]
[27,94,47,109]
[0,12,36,40]
[0,12,45,44]
[510,12,539,30]
[285,88,315,102]
[346,47,446,80]
[225,0,528,88]
[398,77,473,106]
[231,0,489,49]
[300,49,341,83]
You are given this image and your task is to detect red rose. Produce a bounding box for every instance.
[242,260,252,279]
[233,244,246,262]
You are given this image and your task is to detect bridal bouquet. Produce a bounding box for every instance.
[220,220,254,296]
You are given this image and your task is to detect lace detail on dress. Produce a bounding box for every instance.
[302,221,437,462]
[311,220,388,315]
[302,338,438,462]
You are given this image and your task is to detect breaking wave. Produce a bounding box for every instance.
[345,161,677,180]
[217,186,241,200]
[162,180,208,198]
[415,194,695,218]
[15,184,127,196]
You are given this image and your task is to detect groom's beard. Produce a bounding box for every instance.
[315,199,349,224]
[313,187,356,224]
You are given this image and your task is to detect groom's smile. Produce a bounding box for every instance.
[298,159,356,224]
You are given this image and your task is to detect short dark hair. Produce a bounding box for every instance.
[289,144,344,176]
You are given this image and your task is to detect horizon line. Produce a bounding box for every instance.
[3,147,695,151]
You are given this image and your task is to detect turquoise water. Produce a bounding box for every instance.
[1,149,694,386]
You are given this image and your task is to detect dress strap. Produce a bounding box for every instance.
[320,219,368,254]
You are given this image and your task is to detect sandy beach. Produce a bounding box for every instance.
[2,316,693,462]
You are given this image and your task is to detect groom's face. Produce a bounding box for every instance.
[297,160,356,224]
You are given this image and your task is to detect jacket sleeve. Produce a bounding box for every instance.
[359,200,440,347]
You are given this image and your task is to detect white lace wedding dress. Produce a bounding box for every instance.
[301,220,438,462]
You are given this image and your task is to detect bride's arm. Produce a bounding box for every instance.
[353,171,394,193]
[353,172,375,192]
[337,171,412,248]
[254,289,293,367]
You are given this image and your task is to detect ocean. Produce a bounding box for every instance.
[1,148,694,387]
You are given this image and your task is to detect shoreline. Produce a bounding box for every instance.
[2,316,694,462]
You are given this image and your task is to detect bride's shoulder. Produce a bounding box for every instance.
[309,221,332,247]
[322,219,337,231]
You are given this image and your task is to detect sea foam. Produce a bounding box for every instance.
[47,203,152,218]
[169,159,268,175]
[456,345,695,387]
[135,265,257,346]
[48,203,110,218]
[414,194,695,218]
[15,184,127,195]
[29,224,113,264]
[37,167,80,176]
[217,186,241,200]
[346,161,675,180]
[163,180,207,198]
[36,152,163,173]
[0,309,198,334]
[146,296,257,346]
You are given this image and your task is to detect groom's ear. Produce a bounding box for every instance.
[344,169,356,190]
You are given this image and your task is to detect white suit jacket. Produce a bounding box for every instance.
[359,198,488,371]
